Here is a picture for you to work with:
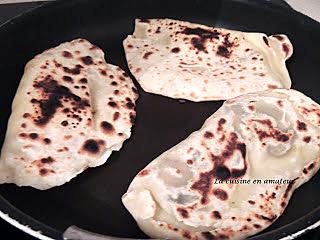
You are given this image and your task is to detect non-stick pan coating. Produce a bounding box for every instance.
[0,0,319,239]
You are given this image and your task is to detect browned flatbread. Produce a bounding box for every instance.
[124,19,293,101]
[0,39,138,190]
[123,89,319,240]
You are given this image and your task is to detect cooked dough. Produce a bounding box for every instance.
[122,89,319,240]
[0,39,138,190]
[124,19,293,101]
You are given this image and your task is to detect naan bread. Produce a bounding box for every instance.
[124,19,293,101]
[122,89,319,240]
[0,39,138,190]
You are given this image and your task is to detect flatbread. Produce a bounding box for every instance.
[0,39,138,190]
[122,89,319,240]
[124,19,293,101]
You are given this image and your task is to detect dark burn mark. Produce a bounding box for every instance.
[215,166,230,180]
[191,133,246,204]
[41,157,54,164]
[43,138,51,144]
[108,101,118,108]
[122,72,129,77]
[218,234,228,239]
[23,113,31,118]
[248,105,255,111]
[282,43,290,57]
[171,47,180,53]
[181,27,219,39]
[100,70,107,76]
[191,37,206,52]
[29,133,38,139]
[79,78,87,84]
[132,87,138,94]
[217,118,226,131]
[177,207,189,218]
[201,232,215,240]
[204,131,214,139]
[61,120,68,126]
[63,108,70,113]
[187,160,193,165]
[155,27,161,34]
[82,139,100,154]
[62,51,73,58]
[130,112,136,124]
[258,214,277,222]
[211,211,221,219]
[297,120,307,131]
[62,76,73,83]
[253,224,262,229]
[253,119,272,127]
[181,27,219,53]
[54,61,62,68]
[242,225,249,231]
[39,168,48,176]
[248,200,255,205]
[281,201,286,208]
[212,188,228,201]
[21,123,27,128]
[81,56,93,65]
[113,112,120,121]
[220,134,226,142]
[217,34,234,58]
[303,136,311,143]
[284,178,298,198]
[252,119,291,142]
[273,35,284,41]
[63,64,83,75]
[138,169,150,176]
[263,36,269,47]
[126,101,135,109]
[191,170,215,204]
[101,121,114,134]
[32,76,89,126]
[19,133,27,138]
[182,231,191,239]
[308,163,315,170]
[139,19,150,23]
[111,81,118,86]
[236,142,246,159]
[143,52,153,59]
[217,46,229,58]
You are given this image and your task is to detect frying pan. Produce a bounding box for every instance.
[0,0,319,239]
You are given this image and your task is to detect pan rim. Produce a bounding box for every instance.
[0,0,319,239]
[0,210,54,240]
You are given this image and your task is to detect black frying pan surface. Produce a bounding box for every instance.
[0,0,319,239]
